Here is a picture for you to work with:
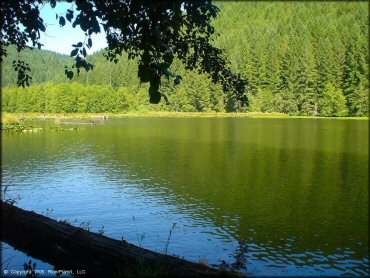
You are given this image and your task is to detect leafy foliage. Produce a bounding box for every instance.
[1,2,368,116]
[0,0,248,104]
[318,84,348,117]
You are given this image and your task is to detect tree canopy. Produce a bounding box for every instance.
[0,0,248,105]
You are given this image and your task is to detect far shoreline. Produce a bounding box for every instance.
[1,112,368,124]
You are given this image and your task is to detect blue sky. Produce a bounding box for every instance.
[38,2,107,55]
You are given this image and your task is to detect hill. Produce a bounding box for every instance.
[1,2,368,116]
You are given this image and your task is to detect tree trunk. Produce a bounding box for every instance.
[1,201,243,277]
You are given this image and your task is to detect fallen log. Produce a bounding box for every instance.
[1,201,244,277]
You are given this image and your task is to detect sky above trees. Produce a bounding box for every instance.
[34,2,107,55]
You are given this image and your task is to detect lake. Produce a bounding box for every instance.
[2,117,369,276]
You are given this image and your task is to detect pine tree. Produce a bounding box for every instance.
[343,43,362,115]
[318,83,348,116]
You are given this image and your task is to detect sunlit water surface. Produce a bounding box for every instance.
[2,117,369,276]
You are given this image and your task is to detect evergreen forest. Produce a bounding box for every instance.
[1,2,369,116]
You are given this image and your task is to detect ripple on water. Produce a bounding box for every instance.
[2,118,369,276]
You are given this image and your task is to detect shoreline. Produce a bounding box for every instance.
[2,112,368,123]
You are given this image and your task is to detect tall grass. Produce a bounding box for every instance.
[1,113,22,124]
[2,112,367,123]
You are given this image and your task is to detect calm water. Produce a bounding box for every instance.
[2,117,369,276]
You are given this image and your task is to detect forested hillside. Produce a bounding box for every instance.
[1,2,368,116]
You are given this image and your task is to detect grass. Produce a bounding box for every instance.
[114,257,168,278]
[2,111,368,121]
[1,124,84,132]
[1,112,87,132]
[198,256,208,266]
[1,113,22,124]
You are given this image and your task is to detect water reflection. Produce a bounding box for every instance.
[2,118,369,276]
[1,242,73,277]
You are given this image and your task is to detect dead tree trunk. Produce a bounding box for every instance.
[1,201,243,277]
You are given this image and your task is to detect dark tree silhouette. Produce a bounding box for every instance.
[0,0,248,105]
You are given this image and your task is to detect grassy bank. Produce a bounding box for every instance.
[2,112,369,122]
[1,124,83,132]
[1,113,85,132]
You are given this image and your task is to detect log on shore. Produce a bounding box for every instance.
[1,201,244,277]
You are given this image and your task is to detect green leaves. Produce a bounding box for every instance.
[66,71,74,79]
[68,35,94,78]
[66,9,74,22]
[59,16,66,27]
[70,48,78,57]
[1,0,249,105]
[174,75,182,85]
[72,42,83,48]
[50,0,56,9]
[38,21,46,32]
[64,66,74,79]
[12,60,32,87]
[99,1,248,104]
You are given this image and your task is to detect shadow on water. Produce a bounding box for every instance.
[1,242,74,277]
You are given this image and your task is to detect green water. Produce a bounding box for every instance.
[2,117,369,276]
